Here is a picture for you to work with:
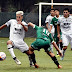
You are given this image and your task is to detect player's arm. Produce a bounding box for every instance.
[50,19,54,32]
[18,21,28,32]
[57,23,60,38]
[28,22,38,30]
[28,22,35,28]
[46,23,50,31]
[49,25,52,33]
[0,24,7,30]
[48,33,62,56]
[52,41,62,56]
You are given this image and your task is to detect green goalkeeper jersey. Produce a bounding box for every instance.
[34,25,54,42]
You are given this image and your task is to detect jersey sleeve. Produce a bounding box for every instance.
[45,16,49,23]
[22,21,28,27]
[5,20,11,27]
[34,25,39,30]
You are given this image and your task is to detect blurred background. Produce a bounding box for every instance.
[0,0,72,37]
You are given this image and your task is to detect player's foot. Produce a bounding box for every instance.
[15,59,21,65]
[60,50,64,60]
[30,64,34,67]
[56,54,60,57]
[34,64,39,68]
[58,65,62,69]
[71,48,72,50]
[60,56,64,60]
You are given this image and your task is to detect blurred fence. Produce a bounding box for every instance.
[0,12,49,37]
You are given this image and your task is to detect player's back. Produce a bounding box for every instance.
[35,26,52,42]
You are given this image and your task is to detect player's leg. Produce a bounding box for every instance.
[59,33,63,51]
[7,40,21,65]
[70,35,72,50]
[45,49,62,68]
[60,34,69,60]
[17,41,33,67]
[28,46,39,68]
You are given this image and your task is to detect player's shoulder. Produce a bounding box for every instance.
[58,15,64,20]
[46,15,53,18]
[8,19,16,22]
[69,15,72,18]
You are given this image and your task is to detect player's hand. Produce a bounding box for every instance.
[57,34,60,39]
[28,22,33,26]
[17,21,22,25]
[58,51,63,57]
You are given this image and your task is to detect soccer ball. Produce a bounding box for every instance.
[0,52,6,61]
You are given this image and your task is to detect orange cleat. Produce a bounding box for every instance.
[58,65,62,69]
[34,64,39,68]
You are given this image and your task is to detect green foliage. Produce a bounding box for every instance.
[0,37,72,72]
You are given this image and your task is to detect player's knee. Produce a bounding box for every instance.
[7,40,13,49]
[7,40,12,45]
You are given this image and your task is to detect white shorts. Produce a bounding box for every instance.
[12,40,29,53]
[62,34,72,46]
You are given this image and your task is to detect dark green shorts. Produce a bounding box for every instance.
[31,39,51,52]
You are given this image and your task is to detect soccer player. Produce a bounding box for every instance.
[45,9,55,52]
[50,9,63,57]
[57,8,72,60]
[28,22,62,68]
[0,11,33,66]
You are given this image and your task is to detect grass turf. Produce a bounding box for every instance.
[0,37,72,72]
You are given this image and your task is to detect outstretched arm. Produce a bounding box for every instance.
[0,24,7,30]
[52,41,62,56]
[28,22,35,28]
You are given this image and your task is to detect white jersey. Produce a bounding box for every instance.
[5,19,27,41]
[57,16,72,35]
[45,15,55,34]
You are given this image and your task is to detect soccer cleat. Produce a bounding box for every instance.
[60,56,64,60]
[34,64,39,68]
[60,50,64,60]
[15,59,21,65]
[71,48,72,50]
[56,55,60,57]
[58,65,62,69]
[30,64,34,67]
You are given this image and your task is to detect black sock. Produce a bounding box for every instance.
[51,56,59,66]
[60,42,63,50]
[28,55,33,65]
[30,53,36,65]
[13,57,16,60]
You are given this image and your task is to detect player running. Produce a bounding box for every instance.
[57,8,72,60]
[0,11,33,66]
[45,9,55,52]
[28,22,62,69]
[50,9,63,57]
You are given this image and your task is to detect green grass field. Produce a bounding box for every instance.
[0,37,72,72]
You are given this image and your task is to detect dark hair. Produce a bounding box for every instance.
[50,8,55,11]
[63,8,70,12]
[55,9,59,11]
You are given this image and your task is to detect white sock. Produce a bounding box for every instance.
[8,48,16,58]
[7,44,16,58]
